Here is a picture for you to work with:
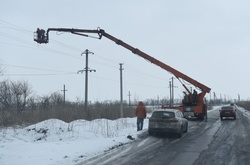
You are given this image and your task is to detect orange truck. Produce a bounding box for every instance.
[34,27,211,120]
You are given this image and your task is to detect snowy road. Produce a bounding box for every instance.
[80,106,250,165]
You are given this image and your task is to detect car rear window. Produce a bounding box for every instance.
[151,111,175,119]
[221,106,234,110]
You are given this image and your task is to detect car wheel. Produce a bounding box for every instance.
[184,123,188,133]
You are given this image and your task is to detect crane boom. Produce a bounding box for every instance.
[35,28,210,94]
[102,32,211,94]
[34,27,211,120]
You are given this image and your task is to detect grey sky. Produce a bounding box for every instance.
[1,0,250,102]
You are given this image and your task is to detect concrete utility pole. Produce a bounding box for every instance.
[171,77,174,106]
[119,63,124,118]
[78,49,96,110]
[128,91,131,109]
[210,92,211,103]
[157,95,160,108]
[170,77,177,106]
[169,81,172,106]
[61,84,67,104]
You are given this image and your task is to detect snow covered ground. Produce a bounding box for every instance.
[0,105,248,165]
[0,117,148,165]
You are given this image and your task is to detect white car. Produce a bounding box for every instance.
[148,109,188,137]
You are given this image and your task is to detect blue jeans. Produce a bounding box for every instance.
[137,118,144,131]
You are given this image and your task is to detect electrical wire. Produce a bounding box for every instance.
[0,19,166,81]
[3,73,76,77]
[0,63,72,73]
[0,19,176,93]
[0,19,32,34]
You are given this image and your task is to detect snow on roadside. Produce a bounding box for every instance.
[0,118,148,165]
[237,106,250,118]
[2,106,242,165]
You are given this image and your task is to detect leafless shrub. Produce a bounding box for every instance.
[0,80,169,127]
[236,101,250,110]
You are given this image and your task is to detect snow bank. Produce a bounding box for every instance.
[0,117,148,165]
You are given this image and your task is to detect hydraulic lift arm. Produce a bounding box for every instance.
[34,27,211,98]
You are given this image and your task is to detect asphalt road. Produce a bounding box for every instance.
[79,106,250,165]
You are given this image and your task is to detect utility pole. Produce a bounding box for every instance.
[78,49,96,110]
[128,91,131,109]
[61,84,67,104]
[169,77,177,106]
[157,95,160,108]
[209,91,211,103]
[119,63,124,118]
[171,77,174,106]
[169,81,172,106]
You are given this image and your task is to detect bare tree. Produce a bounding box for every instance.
[0,80,33,126]
[11,80,32,111]
[0,80,13,111]
[38,92,64,110]
[26,96,39,111]
[39,95,51,110]
[50,92,64,105]
[0,80,32,112]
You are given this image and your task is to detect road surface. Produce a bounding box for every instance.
[78,106,250,165]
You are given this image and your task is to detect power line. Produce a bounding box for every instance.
[0,19,170,83]
[0,19,183,99]
[1,63,72,73]
[2,73,76,77]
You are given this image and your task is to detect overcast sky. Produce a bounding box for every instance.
[1,0,250,102]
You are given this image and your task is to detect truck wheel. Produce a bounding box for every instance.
[198,115,204,121]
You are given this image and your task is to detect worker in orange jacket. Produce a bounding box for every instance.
[135,101,147,131]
